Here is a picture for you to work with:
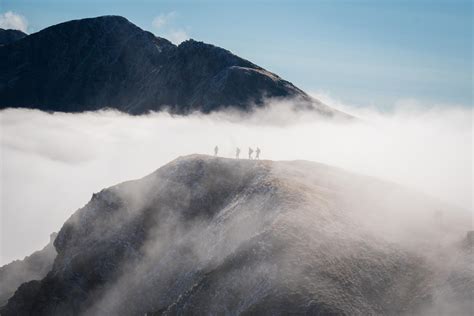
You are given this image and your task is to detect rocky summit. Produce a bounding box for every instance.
[0,16,339,115]
[1,155,471,315]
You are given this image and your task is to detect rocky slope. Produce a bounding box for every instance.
[0,16,338,115]
[0,29,27,46]
[1,155,471,315]
[0,233,57,307]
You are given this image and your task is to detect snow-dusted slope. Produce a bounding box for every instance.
[2,155,471,315]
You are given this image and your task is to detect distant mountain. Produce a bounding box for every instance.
[0,16,340,115]
[0,233,56,307]
[0,28,26,46]
[2,155,471,315]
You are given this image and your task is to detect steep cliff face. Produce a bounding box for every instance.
[1,156,471,315]
[0,16,338,115]
[0,233,57,307]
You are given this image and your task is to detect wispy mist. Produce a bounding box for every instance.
[0,97,471,264]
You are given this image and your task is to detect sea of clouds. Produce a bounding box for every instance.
[0,94,472,264]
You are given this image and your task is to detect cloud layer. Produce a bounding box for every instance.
[0,11,28,32]
[0,99,471,264]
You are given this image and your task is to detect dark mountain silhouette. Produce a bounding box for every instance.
[1,155,471,315]
[0,28,27,46]
[0,233,57,307]
[0,16,340,115]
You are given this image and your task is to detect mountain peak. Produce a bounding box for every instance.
[43,15,134,29]
[34,15,152,41]
[0,15,342,115]
[2,154,471,315]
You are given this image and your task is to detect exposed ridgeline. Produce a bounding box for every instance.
[1,155,471,315]
[0,233,57,307]
[0,16,340,115]
[0,29,27,46]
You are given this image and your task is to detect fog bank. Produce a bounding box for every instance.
[0,97,472,264]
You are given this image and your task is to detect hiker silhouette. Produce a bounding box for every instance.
[248,147,254,159]
[214,145,219,156]
[255,147,261,160]
[236,147,241,159]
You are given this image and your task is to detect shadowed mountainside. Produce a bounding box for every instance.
[1,155,471,315]
[0,16,341,116]
[0,29,27,46]
[0,233,57,307]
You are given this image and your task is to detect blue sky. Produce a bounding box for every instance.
[1,0,472,108]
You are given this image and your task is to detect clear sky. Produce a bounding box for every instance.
[0,0,472,108]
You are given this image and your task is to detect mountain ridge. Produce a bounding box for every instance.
[0,233,57,307]
[1,155,471,315]
[0,28,27,46]
[0,16,341,116]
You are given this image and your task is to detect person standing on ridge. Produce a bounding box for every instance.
[236,147,241,159]
[255,147,261,160]
[248,147,254,159]
[214,145,219,157]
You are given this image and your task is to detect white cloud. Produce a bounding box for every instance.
[167,29,189,44]
[151,12,189,44]
[0,100,471,265]
[152,12,176,30]
[0,11,28,33]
